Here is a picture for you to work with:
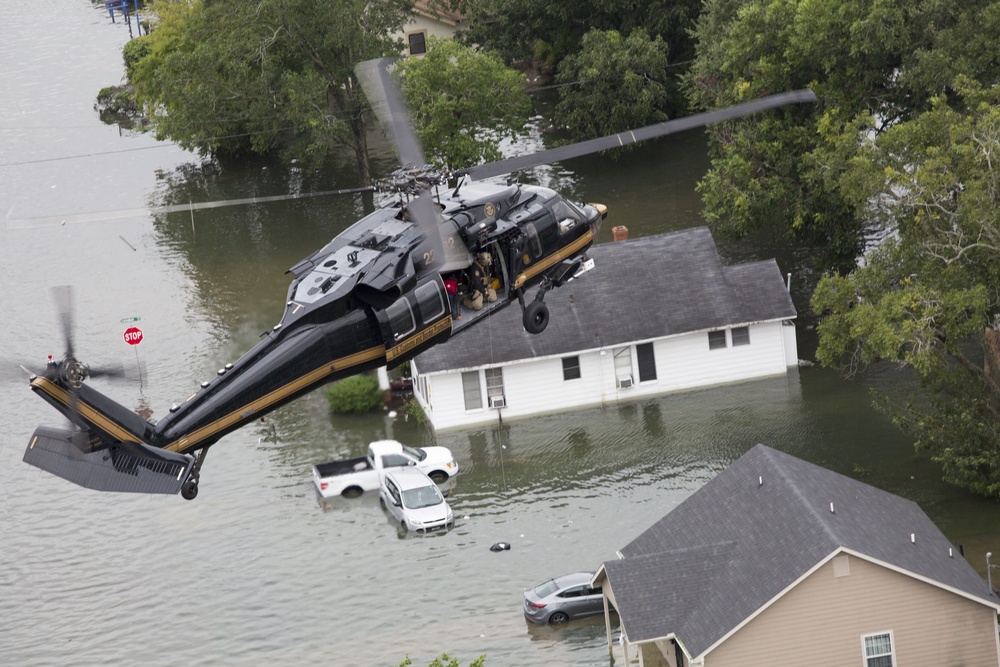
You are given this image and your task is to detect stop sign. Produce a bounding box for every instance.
[123,326,143,346]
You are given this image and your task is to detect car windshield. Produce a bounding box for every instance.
[402,445,426,462]
[532,579,560,598]
[401,484,442,509]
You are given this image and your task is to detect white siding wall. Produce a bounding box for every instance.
[415,320,793,430]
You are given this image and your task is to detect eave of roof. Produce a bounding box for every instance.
[414,227,796,373]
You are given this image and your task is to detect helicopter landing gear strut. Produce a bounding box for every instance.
[518,257,586,335]
[181,446,209,501]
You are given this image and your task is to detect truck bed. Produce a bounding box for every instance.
[313,455,371,478]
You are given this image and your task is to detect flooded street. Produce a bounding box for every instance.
[2,3,999,666]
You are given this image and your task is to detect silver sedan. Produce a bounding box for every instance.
[523,572,607,625]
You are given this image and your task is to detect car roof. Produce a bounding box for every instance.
[384,466,435,490]
[552,572,596,588]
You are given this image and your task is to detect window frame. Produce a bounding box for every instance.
[708,330,727,350]
[731,326,751,346]
[861,630,895,667]
[407,31,427,56]
[636,342,657,382]
[462,371,482,410]
[485,367,505,407]
[562,356,581,381]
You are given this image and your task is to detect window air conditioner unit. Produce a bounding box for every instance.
[616,376,634,389]
[488,396,506,409]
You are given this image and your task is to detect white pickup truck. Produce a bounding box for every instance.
[312,440,459,499]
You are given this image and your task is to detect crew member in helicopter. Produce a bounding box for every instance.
[462,252,497,311]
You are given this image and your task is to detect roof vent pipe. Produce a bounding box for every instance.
[758,476,763,487]
[911,533,916,544]
[829,502,835,513]
[949,548,954,558]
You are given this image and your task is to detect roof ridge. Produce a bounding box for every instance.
[759,446,840,546]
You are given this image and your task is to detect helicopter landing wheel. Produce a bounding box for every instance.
[181,478,199,501]
[523,301,549,334]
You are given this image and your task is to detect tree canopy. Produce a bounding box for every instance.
[685,0,1000,270]
[552,29,672,143]
[811,80,1000,496]
[395,39,530,171]
[131,0,410,184]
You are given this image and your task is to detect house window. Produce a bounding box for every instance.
[407,32,426,55]
[636,342,656,382]
[732,326,750,346]
[708,330,727,350]
[485,367,505,408]
[562,356,581,381]
[462,371,482,410]
[862,631,894,667]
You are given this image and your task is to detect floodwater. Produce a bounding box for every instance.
[2,3,999,666]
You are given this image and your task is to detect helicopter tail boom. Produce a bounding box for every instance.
[23,425,194,495]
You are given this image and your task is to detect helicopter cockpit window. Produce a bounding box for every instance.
[414,281,446,322]
[386,298,416,340]
[552,200,583,234]
[525,223,543,258]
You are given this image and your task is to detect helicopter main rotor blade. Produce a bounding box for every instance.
[457,89,818,181]
[355,58,427,168]
[5,186,376,229]
[52,285,75,359]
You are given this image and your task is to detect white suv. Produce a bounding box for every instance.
[379,467,454,533]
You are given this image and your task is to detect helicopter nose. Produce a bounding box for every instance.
[589,202,607,237]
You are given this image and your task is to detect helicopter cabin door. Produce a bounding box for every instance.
[377,276,454,369]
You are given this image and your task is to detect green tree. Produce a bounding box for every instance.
[685,0,1000,270]
[552,29,671,143]
[131,0,410,183]
[395,38,530,171]
[811,80,1000,497]
[453,0,698,76]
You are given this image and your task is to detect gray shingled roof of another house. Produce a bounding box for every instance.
[414,227,796,373]
[601,444,1000,658]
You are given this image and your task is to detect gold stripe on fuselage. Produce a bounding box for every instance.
[385,316,451,362]
[164,344,386,453]
[514,228,594,289]
[29,377,149,445]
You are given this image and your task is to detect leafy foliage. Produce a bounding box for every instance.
[326,374,384,415]
[812,80,1000,496]
[452,0,698,75]
[130,0,409,181]
[396,39,530,170]
[552,29,671,143]
[685,0,1000,269]
[396,653,486,667]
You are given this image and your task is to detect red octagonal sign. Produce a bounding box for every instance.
[123,326,143,346]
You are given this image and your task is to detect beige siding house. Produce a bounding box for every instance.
[400,0,467,56]
[595,445,1000,667]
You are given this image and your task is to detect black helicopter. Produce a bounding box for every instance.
[21,58,816,500]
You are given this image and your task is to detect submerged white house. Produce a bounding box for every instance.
[410,227,799,431]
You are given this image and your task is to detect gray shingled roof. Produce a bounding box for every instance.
[602,444,1000,658]
[414,227,796,373]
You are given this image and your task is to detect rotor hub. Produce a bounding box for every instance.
[61,357,87,388]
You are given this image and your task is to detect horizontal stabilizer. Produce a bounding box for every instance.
[24,426,193,495]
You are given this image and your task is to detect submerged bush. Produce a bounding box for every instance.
[326,374,382,414]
